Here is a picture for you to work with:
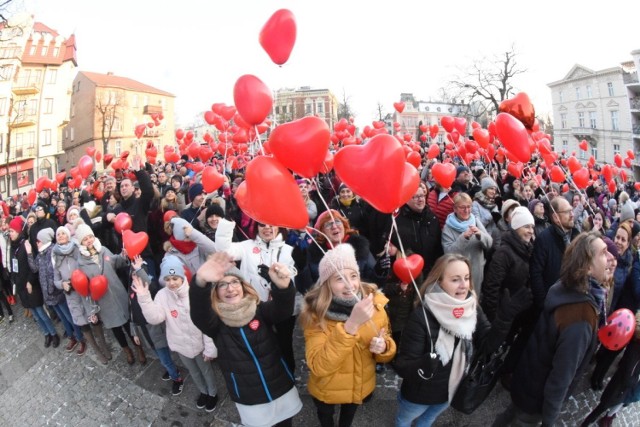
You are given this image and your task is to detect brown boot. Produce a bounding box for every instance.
[83,331,108,365]
[135,344,147,365]
[92,322,112,360]
[24,309,32,318]
[123,346,134,365]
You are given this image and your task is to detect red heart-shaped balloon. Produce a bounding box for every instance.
[233,74,273,126]
[598,308,635,351]
[71,269,89,297]
[499,92,536,130]
[202,166,225,193]
[393,102,405,113]
[398,163,420,208]
[406,151,421,168]
[35,176,50,193]
[549,166,565,183]
[90,275,108,301]
[572,167,590,189]
[393,254,425,284]
[78,155,94,179]
[114,212,133,234]
[507,162,523,178]
[334,134,410,213]
[614,153,623,168]
[86,146,97,157]
[495,113,531,164]
[259,9,297,65]
[440,116,454,133]
[567,156,582,174]
[123,230,149,259]
[269,116,330,178]
[429,124,439,139]
[472,128,490,149]
[579,139,588,151]
[431,162,456,189]
[427,143,440,159]
[236,156,308,229]
[454,117,467,135]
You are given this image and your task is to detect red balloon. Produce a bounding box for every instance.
[86,146,97,157]
[35,176,50,193]
[431,162,456,189]
[579,139,588,151]
[175,129,185,140]
[406,151,421,168]
[628,150,635,160]
[614,153,623,168]
[202,166,225,193]
[114,212,133,234]
[567,156,582,174]
[635,182,640,192]
[472,128,490,149]
[321,151,334,174]
[270,116,330,178]
[495,113,531,163]
[89,275,108,301]
[429,124,439,139]
[441,116,455,133]
[235,157,308,229]
[453,117,467,135]
[56,171,67,185]
[398,163,420,209]
[427,144,440,159]
[71,269,89,297]
[103,154,114,167]
[572,167,590,189]
[233,74,273,126]
[393,254,425,284]
[134,124,146,139]
[598,308,635,351]
[27,189,37,205]
[123,230,149,259]
[393,102,405,113]
[507,162,523,178]
[78,155,94,179]
[334,134,415,214]
[499,92,536,130]
[259,9,297,65]
[549,166,565,183]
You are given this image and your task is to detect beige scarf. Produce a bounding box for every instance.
[423,284,477,402]
[217,296,258,327]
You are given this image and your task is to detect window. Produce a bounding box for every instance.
[578,112,585,127]
[27,99,37,115]
[143,96,149,106]
[41,45,47,56]
[29,45,36,55]
[0,98,6,116]
[613,144,620,154]
[70,127,74,141]
[611,111,619,130]
[112,117,122,131]
[42,129,51,146]
[576,87,581,100]
[40,159,52,179]
[579,148,586,160]
[0,65,13,80]
[607,82,614,96]
[589,111,597,129]
[27,131,35,148]
[52,47,59,57]
[305,104,311,114]
[0,133,4,153]
[71,102,75,117]
[76,81,80,92]
[591,147,598,160]
[562,138,568,152]
[275,106,280,114]
[282,105,287,114]
[560,113,567,128]
[44,98,53,114]
[317,101,324,114]
[115,140,121,156]
[586,85,592,98]
[559,91,564,102]
[132,94,138,108]
[47,69,57,84]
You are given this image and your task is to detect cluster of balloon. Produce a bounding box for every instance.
[334,134,419,213]
[330,117,361,147]
[134,113,164,139]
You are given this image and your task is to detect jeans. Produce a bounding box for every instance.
[155,346,180,381]
[178,353,217,396]
[32,306,57,336]
[52,301,84,341]
[395,392,449,427]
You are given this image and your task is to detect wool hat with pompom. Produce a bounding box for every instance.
[318,243,360,285]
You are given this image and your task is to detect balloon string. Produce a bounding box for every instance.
[253,124,266,157]
[554,162,596,217]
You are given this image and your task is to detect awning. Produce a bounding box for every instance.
[0,159,35,177]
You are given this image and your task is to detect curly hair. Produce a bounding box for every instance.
[559,231,604,292]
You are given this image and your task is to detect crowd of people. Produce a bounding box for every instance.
[1,153,640,426]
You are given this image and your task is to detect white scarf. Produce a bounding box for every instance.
[79,239,103,261]
[423,284,477,402]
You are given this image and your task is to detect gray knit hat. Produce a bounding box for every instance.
[318,244,360,284]
[222,266,247,283]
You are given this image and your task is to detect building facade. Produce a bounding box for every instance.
[548,53,639,177]
[0,14,77,196]
[273,86,339,129]
[627,50,640,178]
[62,71,175,172]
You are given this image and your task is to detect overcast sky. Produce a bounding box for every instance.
[19,0,640,129]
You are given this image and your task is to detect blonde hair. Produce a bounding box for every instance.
[416,253,473,307]
[299,277,378,331]
[453,192,472,206]
[210,279,260,315]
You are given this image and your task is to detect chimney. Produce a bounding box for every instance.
[107,71,114,76]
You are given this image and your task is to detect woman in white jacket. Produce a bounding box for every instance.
[132,255,219,412]
[214,218,298,372]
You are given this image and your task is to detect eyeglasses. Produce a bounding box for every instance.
[35,207,43,212]
[323,220,344,230]
[455,205,472,211]
[216,278,242,290]
[412,194,426,200]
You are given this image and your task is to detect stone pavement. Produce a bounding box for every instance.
[1,303,640,426]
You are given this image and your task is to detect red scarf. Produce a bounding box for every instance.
[169,236,197,254]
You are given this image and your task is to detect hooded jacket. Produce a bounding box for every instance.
[511,280,600,426]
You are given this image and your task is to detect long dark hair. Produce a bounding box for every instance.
[559,231,602,292]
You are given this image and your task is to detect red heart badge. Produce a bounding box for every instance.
[171,310,178,318]
[249,319,260,330]
[452,308,464,319]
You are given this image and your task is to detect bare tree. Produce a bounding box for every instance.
[96,89,125,155]
[337,89,354,120]
[374,101,385,122]
[446,46,526,120]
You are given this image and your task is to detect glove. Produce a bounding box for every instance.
[497,287,533,322]
[257,264,271,283]
[375,254,391,276]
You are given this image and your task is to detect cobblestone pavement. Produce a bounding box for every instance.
[1,303,640,426]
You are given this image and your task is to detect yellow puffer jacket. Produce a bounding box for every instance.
[304,292,396,404]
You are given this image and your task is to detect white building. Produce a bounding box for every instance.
[548,51,640,178]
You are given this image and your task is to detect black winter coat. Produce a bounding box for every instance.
[391,205,442,276]
[9,238,42,308]
[119,169,154,257]
[481,230,533,321]
[189,279,296,406]
[395,301,511,405]
[28,216,58,256]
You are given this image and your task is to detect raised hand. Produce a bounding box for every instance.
[344,293,374,335]
[130,274,149,296]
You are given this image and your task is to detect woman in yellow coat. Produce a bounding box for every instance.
[300,243,396,427]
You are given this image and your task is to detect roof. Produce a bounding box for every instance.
[20,21,77,66]
[80,71,175,97]
[32,22,59,37]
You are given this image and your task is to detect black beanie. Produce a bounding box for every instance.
[206,203,225,219]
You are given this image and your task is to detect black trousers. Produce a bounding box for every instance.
[313,398,360,427]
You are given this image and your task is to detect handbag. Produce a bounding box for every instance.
[450,341,509,414]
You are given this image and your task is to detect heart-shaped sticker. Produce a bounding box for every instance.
[249,319,260,330]
[171,310,178,318]
[452,307,464,319]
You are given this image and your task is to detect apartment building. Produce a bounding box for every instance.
[273,86,339,129]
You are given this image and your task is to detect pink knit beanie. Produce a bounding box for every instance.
[318,244,360,284]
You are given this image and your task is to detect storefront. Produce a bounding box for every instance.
[0,159,35,196]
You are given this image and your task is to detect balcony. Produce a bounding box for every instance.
[10,147,36,159]
[12,78,41,95]
[631,97,640,112]
[9,114,37,128]
[633,124,640,137]
[572,127,599,144]
[143,105,163,115]
[624,72,640,89]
